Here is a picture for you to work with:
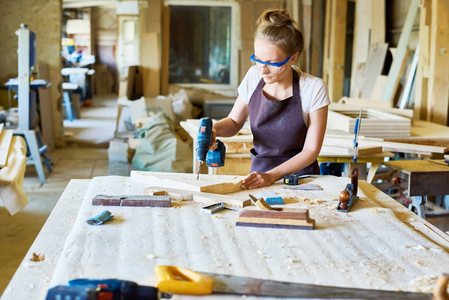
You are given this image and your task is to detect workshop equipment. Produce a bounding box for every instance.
[92,194,171,207]
[337,168,359,212]
[283,174,310,185]
[256,191,284,205]
[155,266,448,299]
[353,108,362,162]
[237,194,315,230]
[46,278,171,300]
[195,117,225,179]
[86,210,114,225]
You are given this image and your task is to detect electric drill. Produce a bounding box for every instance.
[195,117,226,180]
[46,278,172,300]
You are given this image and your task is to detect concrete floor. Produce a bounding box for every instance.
[0,94,120,295]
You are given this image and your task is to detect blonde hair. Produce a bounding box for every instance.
[254,9,304,57]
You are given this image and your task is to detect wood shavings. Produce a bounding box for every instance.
[407,275,449,294]
[403,245,443,252]
[30,253,45,262]
[370,208,385,213]
[146,254,157,260]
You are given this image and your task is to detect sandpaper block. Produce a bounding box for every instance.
[92,194,171,207]
[256,191,284,205]
[236,208,315,230]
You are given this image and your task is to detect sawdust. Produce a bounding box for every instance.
[406,275,449,294]
[30,253,45,262]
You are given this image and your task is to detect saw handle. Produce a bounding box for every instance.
[155,265,214,295]
[433,273,449,300]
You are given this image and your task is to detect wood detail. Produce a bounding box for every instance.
[92,194,171,207]
[144,186,250,208]
[131,171,243,195]
[236,208,315,230]
[0,129,13,168]
[409,171,449,197]
[327,109,411,137]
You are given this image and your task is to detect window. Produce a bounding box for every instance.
[167,1,237,93]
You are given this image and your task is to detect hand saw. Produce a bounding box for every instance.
[155,266,449,299]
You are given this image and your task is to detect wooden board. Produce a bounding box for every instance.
[131,171,243,195]
[327,109,411,137]
[92,194,171,207]
[360,43,389,99]
[381,0,419,104]
[320,145,383,156]
[236,207,315,230]
[0,129,14,168]
[144,186,251,208]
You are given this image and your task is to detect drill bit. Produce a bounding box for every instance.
[196,161,202,180]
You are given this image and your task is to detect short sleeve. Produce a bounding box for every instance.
[309,78,331,113]
[237,66,262,104]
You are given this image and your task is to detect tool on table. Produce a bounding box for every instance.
[283,174,311,185]
[249,194,283,211]
[155,266,448,299]
[201,202,227,214]
[283,184,322,191]
[256,191,284,205]
[92,194,171,207]
[86,210,114,225]
[46,278,172,300]
[353,108,362,162]
[195,117,226,180]
[337,167,359,212]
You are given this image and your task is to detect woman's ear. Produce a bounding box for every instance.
[290,52,299,64]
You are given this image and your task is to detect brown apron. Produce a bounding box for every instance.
[248,69,319,175]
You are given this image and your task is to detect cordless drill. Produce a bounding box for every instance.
[46,278,171,300]
[195,117,226,180]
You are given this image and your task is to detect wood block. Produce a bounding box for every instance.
[236,208,315,230]
[92,194,171,207]
[0,129,14,168]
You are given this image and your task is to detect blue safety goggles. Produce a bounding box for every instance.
[250,53,291,67]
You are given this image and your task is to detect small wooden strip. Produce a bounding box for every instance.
[239,209,309,220]
[199,180,243,194]
[0,129,14,168]
[92,195,171,207]
[236,209,315,230]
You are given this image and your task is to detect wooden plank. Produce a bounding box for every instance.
[0,129,14,168]
[310,0,325,77]
[360,43,389,99]
[331,101,414,118]
[349,0,370,98]
[381,0,419,104]
[236,208,315,230]
[323,0,347,102]
[131,171,243,195]
[414,0,431,120]
[92,194,171,207]
[427,0,449,125]
[370,0,385,45]
[141,32,160,98]
[320,145,383,156]
[161,6,170,96]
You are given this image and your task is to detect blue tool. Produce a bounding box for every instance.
[46,278,171,300]
[353,109,362,162]
[195,117,226,179]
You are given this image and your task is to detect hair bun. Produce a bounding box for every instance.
[259,9,293,27]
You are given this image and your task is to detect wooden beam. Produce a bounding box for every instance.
[427,0,449,125]
[0,129,13,168]
[323,0,347,102]
[381,0,419,104]
[414,0,431,120]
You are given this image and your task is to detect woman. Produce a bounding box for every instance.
[213,9,330,189]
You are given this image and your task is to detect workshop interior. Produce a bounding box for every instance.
[1,0,449,299]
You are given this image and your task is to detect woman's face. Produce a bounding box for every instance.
[253,38,296,84]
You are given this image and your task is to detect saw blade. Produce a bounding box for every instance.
[206,273,432,300]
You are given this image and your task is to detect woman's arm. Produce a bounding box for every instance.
[242,105,328,189]
[209,97,249,150]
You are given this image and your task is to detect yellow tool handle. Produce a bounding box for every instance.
[155,265,214,295]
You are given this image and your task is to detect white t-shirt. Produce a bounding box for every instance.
[238,66,330,125]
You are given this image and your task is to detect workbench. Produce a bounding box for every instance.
[3,172,449,299]
[383,159,449,218]
[180,119,395,183]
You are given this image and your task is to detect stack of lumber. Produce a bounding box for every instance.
[327,108,411,137]
[0,124,29,215]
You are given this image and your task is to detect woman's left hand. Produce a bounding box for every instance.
[241,172,276,189]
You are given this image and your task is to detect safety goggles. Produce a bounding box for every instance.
[250,53,291,74]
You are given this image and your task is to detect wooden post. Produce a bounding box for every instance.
[323,0,347,102]
[414,0,431,120]
[427,0,449,125]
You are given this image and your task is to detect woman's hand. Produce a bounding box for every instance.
[241,172,276,189]
[209,129,218,151]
